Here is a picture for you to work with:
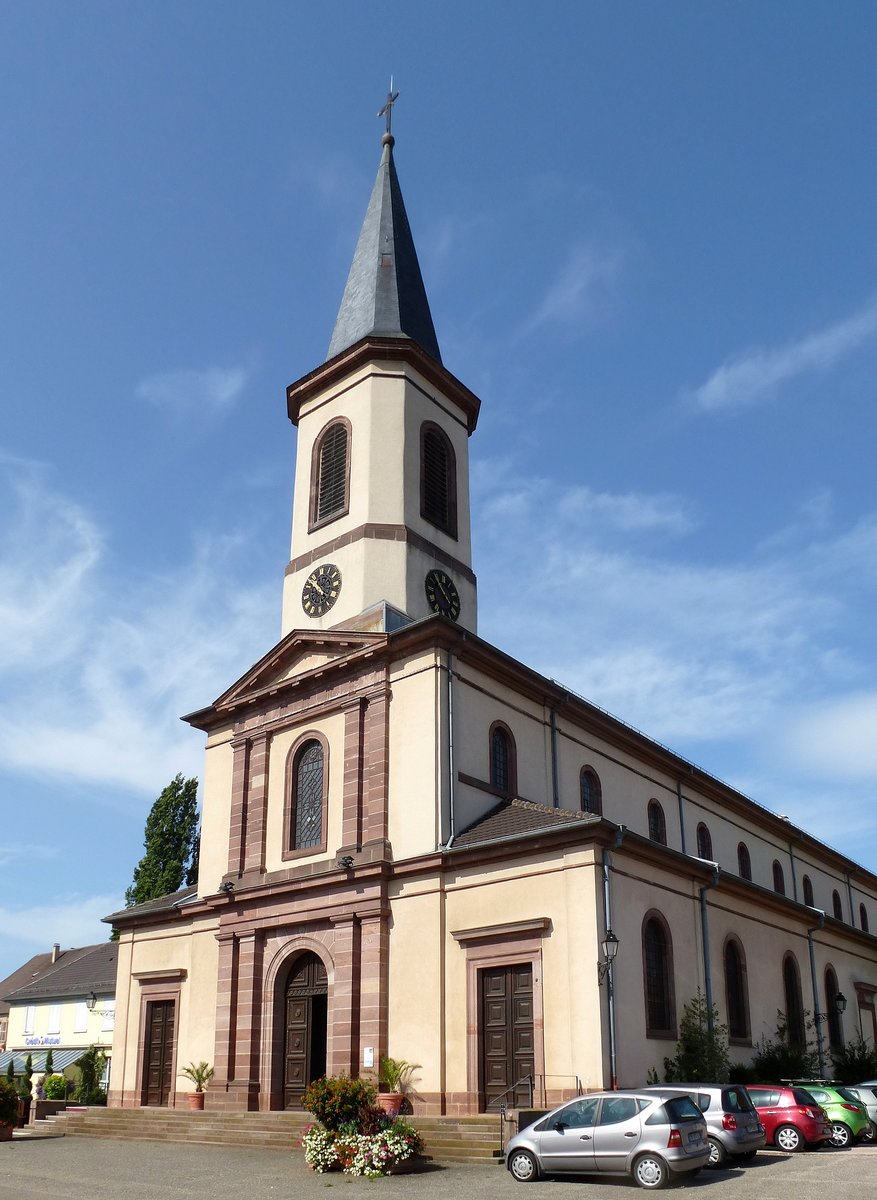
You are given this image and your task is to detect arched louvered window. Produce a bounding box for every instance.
[580,768,602,815]
[737,842,752,881]
[696,822,713,860]
[724,938,750,1041]
[421,422,457,538]
[312,420,350,526]
[772,860,786,896]
[648,800,667,846]
[861,903,869,933]
[489,723,516,798]
[825,966,843,1049]
[783,954,805,1046]
[832,889,844,921]
[643,913,675,1037]
[286,737,327,855]
[803,875,814,907]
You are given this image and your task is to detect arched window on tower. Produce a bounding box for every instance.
[832,889,844,921]
[696,822,713,861]
[861,903,870,933]
[824,966,843,1049]
[724,937,750,1042]
[648,800,667,846]
[489,723,516,798]
[580,768,602,815]
[737,842,752,881]
[420,422,457,538]
[311,420,350,527]
[286,737,327,855]
[773,860,786,896]
[782,953,805,1046]
[642,913,676,1038]
[803,875,814,907]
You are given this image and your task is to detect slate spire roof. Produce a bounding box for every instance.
[326,132,442,364]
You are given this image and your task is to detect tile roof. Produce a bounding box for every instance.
[0,952,57,1016]
[451,797,600,848]
[103,884,197,925]
[3,941,118,1003]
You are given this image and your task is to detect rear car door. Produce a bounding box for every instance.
[592,1096,644,1172]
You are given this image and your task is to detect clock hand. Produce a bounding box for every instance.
[310,578,325,596]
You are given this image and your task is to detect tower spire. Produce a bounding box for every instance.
[326,92,442,364]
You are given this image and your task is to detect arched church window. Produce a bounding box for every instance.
[832,889,844,921]
[311,420,350,526]
[772,860,786,896]
[580,767,602,815]
[724,937,750,1041]
[782,953,805,1046]
[421,423,457,538]
[642,912,676,1038]
[696,822,713,861]
[737,842,752,881]
[648,800,667,846]
[861,903,869,933]
[803,874,814,907]
[825,965,843,1049]
[489,722,516,798]
[286,737,328,855]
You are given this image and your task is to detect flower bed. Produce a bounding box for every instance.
[301,1117,423,1177]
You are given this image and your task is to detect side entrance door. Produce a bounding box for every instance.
[143,999,175,1106]
[284,951,328,1109]
[479,962,534,1111]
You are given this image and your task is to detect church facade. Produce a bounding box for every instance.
[107,127,877,1115]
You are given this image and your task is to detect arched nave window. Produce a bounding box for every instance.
[861,903,870,933]
[696,822,713,860]
[737,842,752,881]
[772,860,786,896]
[580,767,602,815]
[489,723,516,798]
[824,965,844,1049]
[642,912,676,1039]
[648,800,667,846]
[832,890,844,921]
[724,937,750,1041]
[782,953,805,1047]
[802,875,814,907]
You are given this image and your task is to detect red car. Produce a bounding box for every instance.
[746,1085,832,1152]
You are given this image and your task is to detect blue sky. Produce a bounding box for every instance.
[1,1,876,981]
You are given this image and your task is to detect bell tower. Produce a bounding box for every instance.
[281,120,481,637]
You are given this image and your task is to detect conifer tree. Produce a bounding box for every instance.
[124,774,200,907]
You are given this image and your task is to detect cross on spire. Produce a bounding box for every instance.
[378,78,400,135]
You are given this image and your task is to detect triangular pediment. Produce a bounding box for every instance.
[185,629,388,725]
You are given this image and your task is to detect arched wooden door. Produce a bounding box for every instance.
[284,951,328,1108]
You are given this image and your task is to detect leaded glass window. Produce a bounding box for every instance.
[580,768,602,815]
[293,740,324,850]
[648,800,666,845]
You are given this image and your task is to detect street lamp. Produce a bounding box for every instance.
[85,992,98,1011]
[597,930,620,984]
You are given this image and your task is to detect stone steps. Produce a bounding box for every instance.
[44,1107,505,1163]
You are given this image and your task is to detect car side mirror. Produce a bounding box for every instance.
[551,1120,567,1132]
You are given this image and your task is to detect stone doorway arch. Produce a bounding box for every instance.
[282,950,328,1108]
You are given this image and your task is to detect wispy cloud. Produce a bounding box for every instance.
[521,238,626,335]
[136,363,250,415]
[689,297,877,413]
[0,894,123,952]
[0,459,276,796]
[0,843,60,869]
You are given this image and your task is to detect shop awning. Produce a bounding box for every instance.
[0,1048,94,1073]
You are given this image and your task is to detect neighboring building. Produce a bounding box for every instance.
[1,942,117,1083]
[106,124,877,1114]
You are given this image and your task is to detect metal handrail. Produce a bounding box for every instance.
[485,1074,535,1114]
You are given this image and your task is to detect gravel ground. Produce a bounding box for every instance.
[1,1138,876,1200]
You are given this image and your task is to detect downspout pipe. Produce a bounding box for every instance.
[602,827,626,1090]
[549,707,560,808]
[699,865,720,1037]
[445,649,456,849]
[807,911,826,1078]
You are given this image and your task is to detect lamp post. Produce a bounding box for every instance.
[598,930,620,1089]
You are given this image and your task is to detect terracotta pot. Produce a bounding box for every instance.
[376,1092,403,1115]
[187,1092,205,1110]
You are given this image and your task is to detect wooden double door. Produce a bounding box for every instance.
[284,952,328,1109]
[480,963,534,1111]
[143,999,175,1106]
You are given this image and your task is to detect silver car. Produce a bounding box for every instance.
[505,1090,709,1189]
[641,1084,764,1166]
[848,1081,877,1142]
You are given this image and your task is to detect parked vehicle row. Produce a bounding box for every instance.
[504,1078,874,1189]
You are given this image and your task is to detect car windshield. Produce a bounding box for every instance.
[722,1087,754,1112]
[792,1088,818,1106]
[836,1087,861,1105]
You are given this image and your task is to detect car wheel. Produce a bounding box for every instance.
[508,1149,540,1182]
[633,1153,670,1190]
[775,1124,804,1152]
[861,1120,877,1144]
[707,1136,727,1168]
[830,1123,852,1149]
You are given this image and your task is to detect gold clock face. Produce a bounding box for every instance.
[301,562,342,618]
[425,568,461,621]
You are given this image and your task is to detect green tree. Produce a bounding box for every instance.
[663,991,730,1083]
[750,1011,820,1081]
[44,1048,53,1076]
[5,1058,14,1084]
[830,1031,877,1083]
[73,1046,107,1105]
[124,774,200,908]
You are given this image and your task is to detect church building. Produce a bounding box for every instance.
[107,121,877,1115]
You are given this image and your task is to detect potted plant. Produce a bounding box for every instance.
[0,1078,18,1141]
[178,1061,214,1109]
[377,1056,421,1115]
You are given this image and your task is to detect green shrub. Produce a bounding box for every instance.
[663,991,730,1083]
[73,1047,107,1105]
[44,1074,69,1101]
[0,1078,18,1126]
[831,1031,877,1083]
[750,1011,819,1081]
[301,1075,377,1133]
